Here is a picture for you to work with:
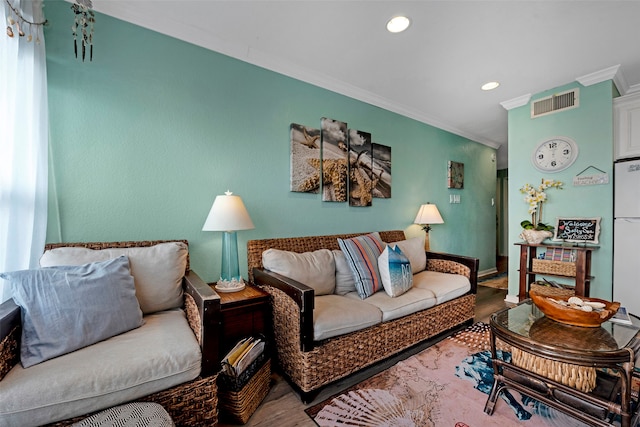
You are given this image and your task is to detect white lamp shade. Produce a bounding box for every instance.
[202,191,255,232]
[414,203,444,225]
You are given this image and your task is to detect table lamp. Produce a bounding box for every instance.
[202,190,255,285]
[414,203,444,250]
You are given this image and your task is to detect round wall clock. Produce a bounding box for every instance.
[531,136,579,172]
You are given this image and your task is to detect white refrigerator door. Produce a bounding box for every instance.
[615,160,640,218]
[613,218,640,316]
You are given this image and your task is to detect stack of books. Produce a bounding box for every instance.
[222,336,265,377]
[542,247,577,263]
[610,306,632,325]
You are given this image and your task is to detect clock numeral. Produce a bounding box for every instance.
[548,142,558,149]
[563,149,570,155]
[551,160,557,167]
[538,154,544,160]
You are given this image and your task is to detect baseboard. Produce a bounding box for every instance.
[478,267,498,279]
[504,294,519,304]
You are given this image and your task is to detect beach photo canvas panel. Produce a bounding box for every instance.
[348,129,373,207]
[289,123,320,193]
[320,118,349,202]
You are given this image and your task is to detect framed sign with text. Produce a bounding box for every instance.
[553,217,601,244]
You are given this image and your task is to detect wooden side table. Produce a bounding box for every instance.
[210,282,270,365]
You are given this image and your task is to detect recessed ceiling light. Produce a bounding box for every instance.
[481,81,500,91]
[387,16,410,33]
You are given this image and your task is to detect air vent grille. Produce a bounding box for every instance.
[531,89,579,118]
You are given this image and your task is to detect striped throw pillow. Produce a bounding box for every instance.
[337,232,385,299]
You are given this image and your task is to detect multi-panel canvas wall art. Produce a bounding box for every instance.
[320,118,349,202]
[289,119,392,206]
[290,123,321,193]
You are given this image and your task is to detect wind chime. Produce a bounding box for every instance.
[4,0,47,43]
[71,0,94,61]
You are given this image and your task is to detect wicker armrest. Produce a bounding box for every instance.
[0,299,20,381]
[426,251,479,294]
[253,268,315,352]
[183,271,221,377]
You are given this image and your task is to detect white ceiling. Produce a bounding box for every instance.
[89,1,640,169]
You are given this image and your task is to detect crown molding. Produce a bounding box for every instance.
[576,64,630,94]
[500,94,532,111]
[626,83,640,95]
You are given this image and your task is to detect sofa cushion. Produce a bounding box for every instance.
[345,287,437,322]
[262,248,335,295]
[412,270,471,304]
[337,232,385,299]
[0,309,200,427]
[40,242,188,314]
[333,250,357,295]
[390,236,426,274]
[1,256,143,368]
[313,294,382,341]
[378,245,413,297]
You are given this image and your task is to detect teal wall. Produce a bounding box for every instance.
[507,81,614,300]
[44,3,496,282]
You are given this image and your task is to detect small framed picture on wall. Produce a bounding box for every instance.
[447,161,464,189]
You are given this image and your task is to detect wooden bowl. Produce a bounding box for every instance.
[529,288,621,328]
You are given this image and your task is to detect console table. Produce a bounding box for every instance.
[485,300,640,427]
[516,242,597,300]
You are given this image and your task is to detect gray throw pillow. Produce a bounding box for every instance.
[1,255,144,368]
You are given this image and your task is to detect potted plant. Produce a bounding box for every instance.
[519,179,563,244]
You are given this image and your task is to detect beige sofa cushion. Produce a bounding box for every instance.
[263,248,336,295]
[390,236,426,274]
[345,287,436,322]
[39,242,187,314]
[313,294,382,341]
[413,270,471,304]
[333,249,357,295]
[0,309,200,427]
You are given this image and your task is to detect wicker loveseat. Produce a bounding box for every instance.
[0,240,221,426]
[248,230,479,402]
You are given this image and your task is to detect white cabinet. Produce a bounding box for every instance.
[614,92,640,160]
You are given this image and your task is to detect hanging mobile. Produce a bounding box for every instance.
[71,0,95,61]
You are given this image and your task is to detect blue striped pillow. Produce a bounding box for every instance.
[337,232,385,299]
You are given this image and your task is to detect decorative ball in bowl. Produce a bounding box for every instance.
[529,288,621,327]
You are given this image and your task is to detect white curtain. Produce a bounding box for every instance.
[0,0,48,302]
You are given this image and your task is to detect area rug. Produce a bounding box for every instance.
[305,323,595,427]
[478,272,508,289]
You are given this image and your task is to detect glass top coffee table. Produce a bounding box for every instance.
[484,299,640,427]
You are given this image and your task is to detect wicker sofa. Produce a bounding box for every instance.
[248,230,479,402]
[0,240,220,426]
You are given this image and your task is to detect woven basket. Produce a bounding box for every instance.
[511,347,597,393]
[529,283,575,299]
[532,259,576,277]
[218,358,271,424]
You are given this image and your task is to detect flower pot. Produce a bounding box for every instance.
[519,229,553,245]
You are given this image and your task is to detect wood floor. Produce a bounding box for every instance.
[218,272,509,427]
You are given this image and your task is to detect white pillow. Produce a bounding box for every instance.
[262,248,336,295]
[390,236,426,274]
[40,242,187,314]
[378,245,413,297]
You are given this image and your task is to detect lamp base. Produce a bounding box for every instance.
[220,231,241,282]
[215,278,246,293]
